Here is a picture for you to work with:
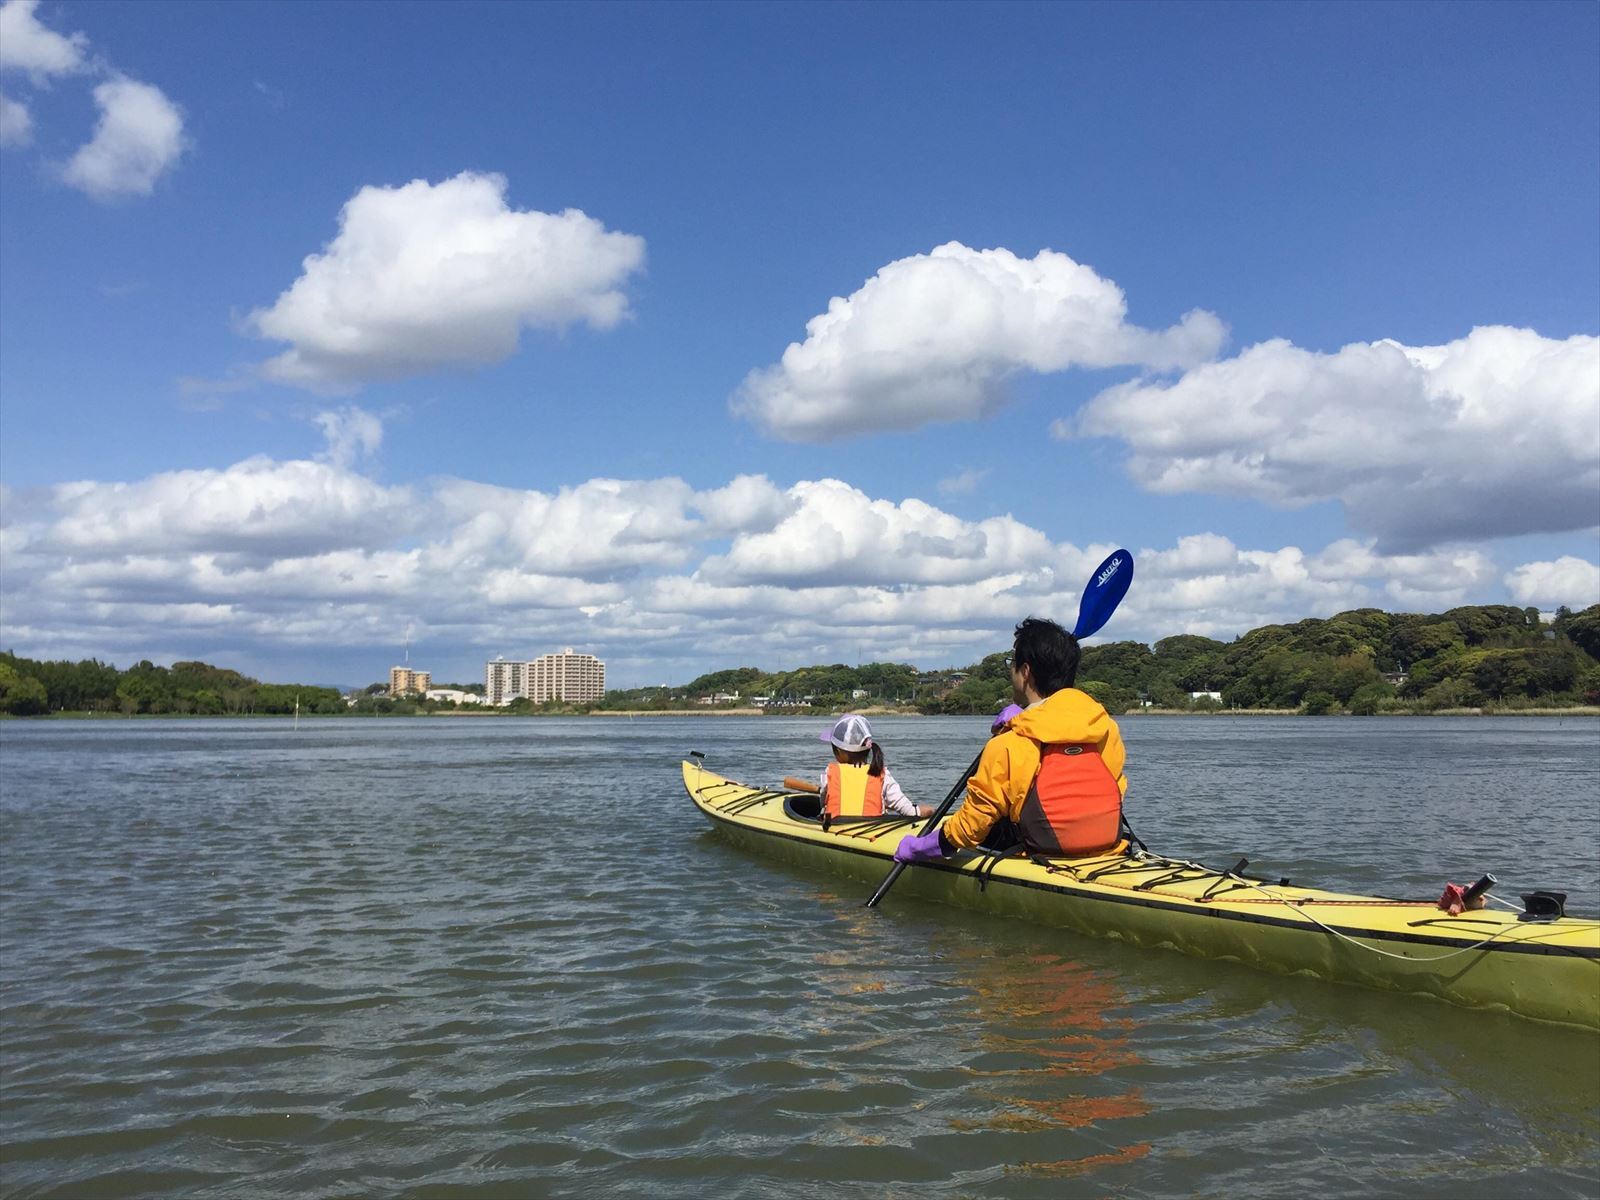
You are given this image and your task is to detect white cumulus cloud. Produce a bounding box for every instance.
[248,171,647,388]
[62,76,185,200]
[1504,556,1600,609]
[1129,535,1502,639]
[0,3,187,197]
[699,478,1058,588]
[314,406,384,469]
[428,474,793,581]
[693,474,797,536]
[0,0,88,80]
[3,446,1592,687]
[1064,326,1600,551]
[0,88,30,145]
[46,458,415,559]
[733,242,1225,442]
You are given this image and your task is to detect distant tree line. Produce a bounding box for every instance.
[592,602,1600,717]
[3,603,1596,718]
[594,661,931,713]
[0,655,343,717]
[1070,603,1599,715]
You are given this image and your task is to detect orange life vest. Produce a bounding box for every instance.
[825,761,885,818]
[1016,743,1122,856]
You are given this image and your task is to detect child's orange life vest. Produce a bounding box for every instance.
[824,761,885,818]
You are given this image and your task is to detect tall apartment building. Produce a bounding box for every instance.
[484,649,605,705]
[390,666,431,697]
[484,657,527,706]
[531,648,605,703]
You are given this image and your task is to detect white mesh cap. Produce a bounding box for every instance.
[819,713,874,752]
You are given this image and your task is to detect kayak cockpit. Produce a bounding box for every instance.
[781,791,918,832]
[783,793,822,821]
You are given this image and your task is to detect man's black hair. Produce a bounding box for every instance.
[1013,616,1080,695]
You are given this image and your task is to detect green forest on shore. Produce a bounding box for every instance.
[3,603,1597,719]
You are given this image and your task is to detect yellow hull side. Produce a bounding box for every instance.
[683,760,1600,1031]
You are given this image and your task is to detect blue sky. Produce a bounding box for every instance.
[2,0,1597,690]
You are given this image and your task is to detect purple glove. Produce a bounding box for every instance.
[894,829,946,864]
[991,703,1023,733]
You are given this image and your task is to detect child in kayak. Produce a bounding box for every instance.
[818,714,933,819]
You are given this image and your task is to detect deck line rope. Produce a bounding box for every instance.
[1221,877,1528,960]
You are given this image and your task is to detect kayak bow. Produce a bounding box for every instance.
[683,759,1600,1031]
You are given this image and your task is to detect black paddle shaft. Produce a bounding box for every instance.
[864,749,983,909]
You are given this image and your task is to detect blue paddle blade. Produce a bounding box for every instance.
[1072,549,1133,639]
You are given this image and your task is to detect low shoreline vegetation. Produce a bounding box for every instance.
[4,603,1597,719]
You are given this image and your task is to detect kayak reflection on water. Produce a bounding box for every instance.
[803,894,1149,1183]
[942,943,1152,1179]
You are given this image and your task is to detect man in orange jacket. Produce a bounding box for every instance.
[895,616,1128,862]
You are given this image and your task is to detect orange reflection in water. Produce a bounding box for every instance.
[1008,1141,1154,1178]
[804,893,1151,1181]
[952,947,1151,1177]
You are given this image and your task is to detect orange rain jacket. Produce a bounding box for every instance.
[941,686,1128,851]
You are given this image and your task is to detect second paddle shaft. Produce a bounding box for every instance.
[864,749,982,909]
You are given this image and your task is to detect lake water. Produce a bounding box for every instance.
[2,715,1597,1199]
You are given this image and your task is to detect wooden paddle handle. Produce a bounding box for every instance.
[782,776,820,793]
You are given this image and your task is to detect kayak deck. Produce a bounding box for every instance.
[682,759,1600,1031]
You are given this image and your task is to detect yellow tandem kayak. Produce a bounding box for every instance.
[682,759,1600,1031]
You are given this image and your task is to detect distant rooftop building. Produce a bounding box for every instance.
[390,667,431,697]
[425,688,483,705]
[485,649,605,706]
